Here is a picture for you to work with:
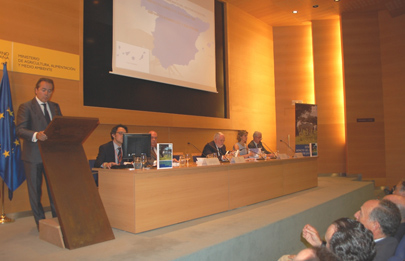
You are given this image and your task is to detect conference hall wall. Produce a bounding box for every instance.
[342,10,405,187]
[274,10,405,187]
[273,20,346,175]
[0,0,275,213]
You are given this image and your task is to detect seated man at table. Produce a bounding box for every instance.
[149,130,158,161]
[202,132,227,160]
[94,124,128,169]
[248,131,274,157]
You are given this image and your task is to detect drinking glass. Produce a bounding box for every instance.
[134,156,142,169]
[185,153,191,166]
[179,155,186,167]
[141,153,147,169]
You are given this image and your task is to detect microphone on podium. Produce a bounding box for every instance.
[280,139,295,153]
[187,142,202,153]
[262,142,276,155]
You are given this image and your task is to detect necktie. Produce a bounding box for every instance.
[117,147,122,165]
[42,103,51,124]
[151,147,157,160]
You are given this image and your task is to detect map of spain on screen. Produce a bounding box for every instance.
[113,0,217,93]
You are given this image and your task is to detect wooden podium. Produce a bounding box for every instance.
[38,116,114,249]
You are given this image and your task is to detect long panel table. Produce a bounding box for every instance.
[98,157,317,233]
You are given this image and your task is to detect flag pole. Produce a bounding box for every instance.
[0,180,14,224]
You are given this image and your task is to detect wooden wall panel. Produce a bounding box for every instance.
[378,11,405,187]
[226,4,277,149]
[341,12,386,185]
[273,25,315,156]
[312,20,346,174]
[0,0,276,212]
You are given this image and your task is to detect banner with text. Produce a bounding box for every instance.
[0,39,79,81]
[295,103,318,157]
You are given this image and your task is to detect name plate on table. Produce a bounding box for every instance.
[203,158,221,166]
[278,153,289,159]
[230,156,246,164]
[294,153,304,158]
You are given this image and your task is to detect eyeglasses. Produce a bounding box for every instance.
[116,131,126,135]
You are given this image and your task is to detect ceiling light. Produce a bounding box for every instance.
[292,10,298,14]
[334,0,341,2]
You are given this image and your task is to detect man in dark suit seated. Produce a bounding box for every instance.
[247,131,271,154]
[354,199,401,261]
[202,132,227,160]
[149,130,158,161]
[384,194,405,243]
[16,78,62,229]
[94,124,128,169]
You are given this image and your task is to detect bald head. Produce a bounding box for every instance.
[393,179,405,197]
[149,131,158,148]
[384,194,405,222]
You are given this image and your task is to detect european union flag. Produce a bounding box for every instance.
[0,63,25,200]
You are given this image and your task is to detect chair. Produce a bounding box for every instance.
[173,152,184,161]
[388,235,405,261]
[192,153,201,162]
[88,159,98,187]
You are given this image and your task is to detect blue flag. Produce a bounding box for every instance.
[0,63,26,200]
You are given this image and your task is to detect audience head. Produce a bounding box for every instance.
[329,218,376,261]
[384,194,405,222]
[355,199,401,239]
[252,131,262,144]
[214,132,225,148]
[149,130,158,148]
[35,78,55,103]
[393,179,405,197]
[110,124,128,146]
[236,130,248,143]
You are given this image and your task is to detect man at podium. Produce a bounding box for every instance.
[16,78,62,229]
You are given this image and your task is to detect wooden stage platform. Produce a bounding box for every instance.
[0,175,374,260]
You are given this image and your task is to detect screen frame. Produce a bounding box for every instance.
[83,0,228,118]
[122,133,152,160]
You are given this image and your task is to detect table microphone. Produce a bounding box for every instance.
[187,142,202,153]
[262,142,276,154]
[280,139,295,153]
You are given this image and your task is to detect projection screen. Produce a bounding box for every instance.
[112,0,217,93]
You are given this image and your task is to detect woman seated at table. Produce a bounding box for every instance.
[233,130,252,158]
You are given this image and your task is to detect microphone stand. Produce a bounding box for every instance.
[262,142,277,158]
[280,139,295,154]
[187,142,202,153]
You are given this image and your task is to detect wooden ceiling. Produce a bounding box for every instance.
[223,0,405,26]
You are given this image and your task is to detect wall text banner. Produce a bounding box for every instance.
[0,39,12,71]
[0,39,80,81]
[295,103,318,157]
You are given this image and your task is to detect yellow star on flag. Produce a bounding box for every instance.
[14,139,20,146]
[0,112,4,119]
[3,150,10,158]
[7,107,14,117]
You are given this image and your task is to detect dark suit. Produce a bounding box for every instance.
[202,141,226,160]
[247,140,270,154]
[374,236,398,261]
[94,141,116,168]
[16,98,62,227]
[394,222,405,243]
